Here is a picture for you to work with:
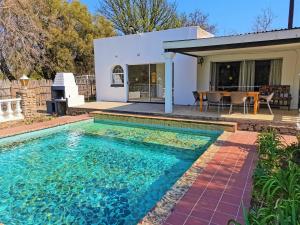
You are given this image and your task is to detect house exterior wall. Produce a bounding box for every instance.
[94,27,210,105]
[197,48,300,109]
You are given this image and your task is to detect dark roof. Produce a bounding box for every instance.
[216,27,300,38]
[164,27,300,56]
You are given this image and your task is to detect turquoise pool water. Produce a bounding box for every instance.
[0,119,220,225]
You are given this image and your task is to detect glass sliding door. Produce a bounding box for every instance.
[150,64,165,102]
[128,64,165,103]
[128,64,150,102]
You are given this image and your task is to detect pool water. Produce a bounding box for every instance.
[0,119,220,225]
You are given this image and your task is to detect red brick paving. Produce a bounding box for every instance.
[164,131,257,225]
[0,114,91,138]
[164,131,297,225]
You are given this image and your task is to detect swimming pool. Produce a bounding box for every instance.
[0,119,220,225]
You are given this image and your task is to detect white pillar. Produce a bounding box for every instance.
[6,101,13,120]
[15,98,23,119]
[164,52,176,113]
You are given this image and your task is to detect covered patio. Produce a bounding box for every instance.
[162,28,300,115]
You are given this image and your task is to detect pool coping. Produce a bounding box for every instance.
[90,111,237,132]
[0,115,92,139]
[138,131,231,225]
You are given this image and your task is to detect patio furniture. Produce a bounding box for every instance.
[259,92,274,115]
[206,92,223,113]
[198,91,260,114]
[192,91,207,109]
[192,91,200,106]
[229,92,248,114]
[259,85,292,110]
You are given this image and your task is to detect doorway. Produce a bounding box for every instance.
[128,64,165,103]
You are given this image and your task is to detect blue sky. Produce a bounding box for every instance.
[80,0,300,35]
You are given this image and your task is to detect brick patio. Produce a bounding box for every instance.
[164,131,297,225]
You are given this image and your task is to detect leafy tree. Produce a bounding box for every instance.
[252,8,275,32]
[40,0,115,79]
[0,0,115,80]
[179,9,216,34]
[98,0,180,34]
[0,0,45,80]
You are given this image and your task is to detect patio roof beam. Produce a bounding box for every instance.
[164,37,300,54]
[165,50,198,58]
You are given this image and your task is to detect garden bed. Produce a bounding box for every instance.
[230,131,299,225]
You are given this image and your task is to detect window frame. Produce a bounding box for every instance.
[111,65,124,87]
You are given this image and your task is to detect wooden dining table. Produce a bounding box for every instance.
[198,91,260,114]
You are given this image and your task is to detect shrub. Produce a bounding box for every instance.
[228,130,300,225]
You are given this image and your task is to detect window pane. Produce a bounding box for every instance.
[113,65,124,74]
[216,61,240,91]
[112,65,124,85]
[255,60,270,90]
[112,74,123,84]
[150,64,165,102]
[128,64,150,101]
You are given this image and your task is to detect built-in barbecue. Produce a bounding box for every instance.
[47,73,84,115]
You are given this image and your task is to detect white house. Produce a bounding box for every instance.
[94,27,213,107]
[94,26,300,113]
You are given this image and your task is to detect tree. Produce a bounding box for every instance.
[0,0,45,80]
[179,9,216,34]
[0,0,115,80]
[98,0,180,34]
[252,8,275,32]
[39,0,116,79]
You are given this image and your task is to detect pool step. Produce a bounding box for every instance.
[90,111,237,132]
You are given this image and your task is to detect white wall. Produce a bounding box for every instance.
[197,47,300,109]
[94,26,211,105]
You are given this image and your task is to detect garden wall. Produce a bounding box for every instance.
[0,77,96,108]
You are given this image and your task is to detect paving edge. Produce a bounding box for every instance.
[0,116,92,139]
[138,132,232,225]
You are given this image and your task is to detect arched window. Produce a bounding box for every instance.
[111,65,124,87]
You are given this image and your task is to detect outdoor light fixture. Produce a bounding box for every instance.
[20,74,29,89]
[198,56,204,65]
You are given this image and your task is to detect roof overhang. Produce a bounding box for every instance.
[163,28,300,57]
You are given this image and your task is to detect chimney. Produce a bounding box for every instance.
[288,0,294,29]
